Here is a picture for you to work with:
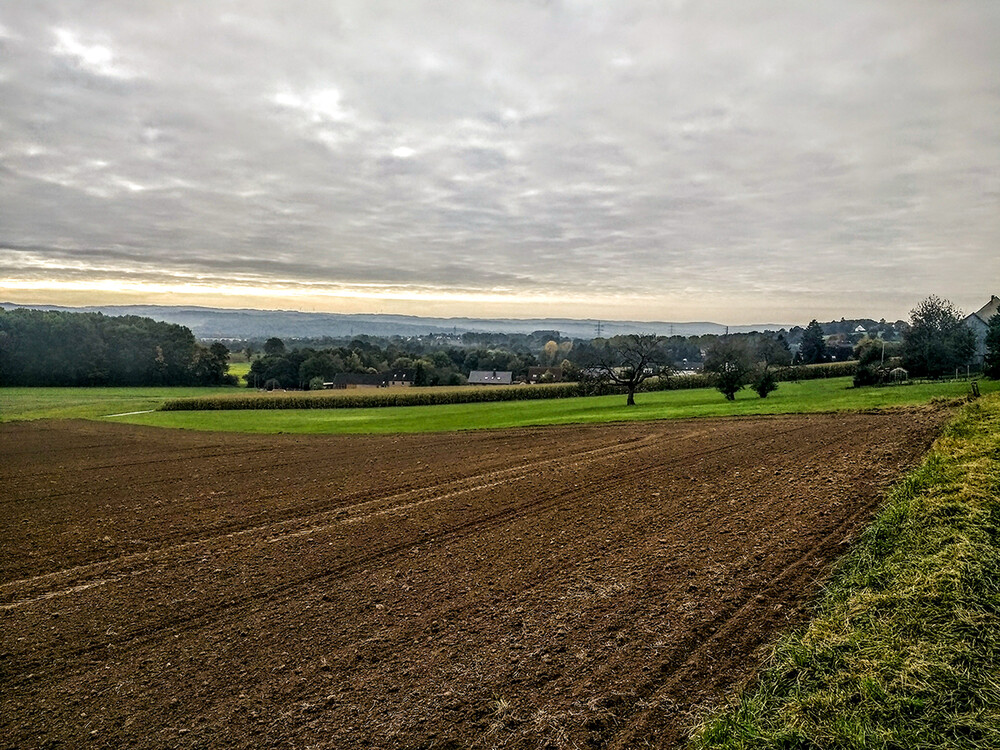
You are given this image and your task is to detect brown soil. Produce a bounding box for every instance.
[0,411,948,749]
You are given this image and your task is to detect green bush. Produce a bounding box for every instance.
[752,369,779,398]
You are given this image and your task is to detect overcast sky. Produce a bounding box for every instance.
[1,1,998,323]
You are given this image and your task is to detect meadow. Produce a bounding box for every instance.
[2,376,991,433]
[118,376,995,434]
[0,386,238,421]
[227,360,251,384]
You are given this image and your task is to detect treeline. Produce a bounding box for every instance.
[245,336,542,390]
[243,334,714,390]
[0,308,236,387]
[232,317,907,355]
[241,328,843,391]
[232,319,893,391]
[163,361,860,412]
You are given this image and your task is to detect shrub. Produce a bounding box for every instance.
[853,364,885,387]
[703,338,753,401]
[752,369,778,398]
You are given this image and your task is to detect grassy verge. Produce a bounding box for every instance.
[109,377,995,435]
[689,392,1000,750]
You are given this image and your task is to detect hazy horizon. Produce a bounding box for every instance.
[0,297,914,330]
[2,2,998,323]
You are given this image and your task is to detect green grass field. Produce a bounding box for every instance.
[2,377,994,432]
[0,386,237,421]
[227,361,251,384]
[689,392,1000,750]
[113,377,996,433]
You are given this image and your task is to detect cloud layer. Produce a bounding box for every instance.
[1,1,998,321]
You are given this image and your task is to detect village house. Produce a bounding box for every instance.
[963,295,1000,366]
[468,370,513,385]
[385,370,414,387]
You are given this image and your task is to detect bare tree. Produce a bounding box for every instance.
[585,334,673,406]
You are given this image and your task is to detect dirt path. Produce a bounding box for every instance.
[0,411,948,749]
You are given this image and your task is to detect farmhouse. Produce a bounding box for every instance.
[385,370,414,387]
[331,373,385,389]
[468,370,513,385]
[963,295,1000,366]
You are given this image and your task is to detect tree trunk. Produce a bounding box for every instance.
[626,386,636,406]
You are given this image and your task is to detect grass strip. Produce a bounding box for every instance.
[688,393,1000,750]
[115,378,996,435]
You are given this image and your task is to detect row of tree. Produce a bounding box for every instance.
[243,330,797,392]
[246,336,537,390]
[0,308,236,387]
[579,332,793,404]
[579,295,999,405]
[4,297,995,393]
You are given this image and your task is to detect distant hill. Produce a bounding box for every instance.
[0,302,794,340]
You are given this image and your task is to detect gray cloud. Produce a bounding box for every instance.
[1,0,998,321]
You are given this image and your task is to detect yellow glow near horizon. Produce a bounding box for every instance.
[0,277,615,305]
[2,277,897,323]
[2,277,684,319]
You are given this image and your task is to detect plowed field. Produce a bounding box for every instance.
[1,411,948,749]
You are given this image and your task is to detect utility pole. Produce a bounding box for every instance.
[595,321,603,337]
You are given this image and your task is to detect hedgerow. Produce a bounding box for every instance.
[775,361,859,381]
[159,383,586,411]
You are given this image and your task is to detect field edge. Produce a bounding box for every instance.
[687,392,1000,749]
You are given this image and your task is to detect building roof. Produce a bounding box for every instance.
[468,370,513,385]
[332,373,385,386]
[973,295,1000,324]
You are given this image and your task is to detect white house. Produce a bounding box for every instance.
[963,295,1000,366]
